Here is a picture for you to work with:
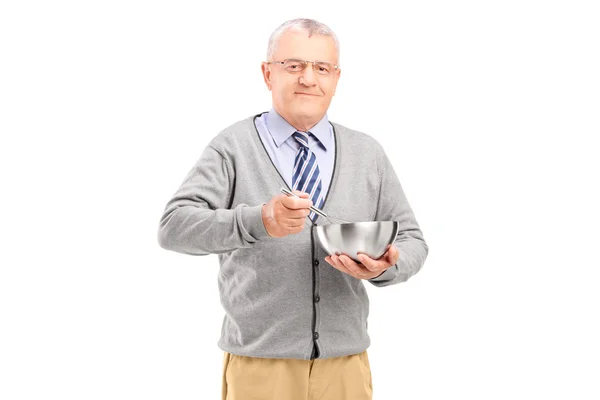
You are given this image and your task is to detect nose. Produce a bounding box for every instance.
[299,62,317,87]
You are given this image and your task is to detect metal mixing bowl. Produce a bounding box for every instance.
[315,221,399,264]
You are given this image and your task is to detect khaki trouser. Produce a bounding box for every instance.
[222,350,373,400]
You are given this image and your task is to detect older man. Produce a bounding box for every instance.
[158,18,429,400]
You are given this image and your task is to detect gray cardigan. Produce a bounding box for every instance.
[157,113,429,359]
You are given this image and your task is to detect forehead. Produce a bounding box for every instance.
[273,29,338,63]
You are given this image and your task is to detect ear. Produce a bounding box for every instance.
[333,67,341,96]
[261,62,272,91]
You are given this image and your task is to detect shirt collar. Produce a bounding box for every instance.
[265,107,332,150]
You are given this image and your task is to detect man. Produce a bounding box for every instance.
[157,18,429,400]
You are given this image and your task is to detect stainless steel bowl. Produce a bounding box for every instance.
[315,221,399,264]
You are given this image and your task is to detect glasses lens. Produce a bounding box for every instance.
[283,59,305,72]
[314,62,333,75]
[281,59,335,75]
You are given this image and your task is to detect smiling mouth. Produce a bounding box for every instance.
[296,93,318,96]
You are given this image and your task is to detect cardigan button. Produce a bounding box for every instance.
[314,296,320,303]
[313,332,319,340]
[313,259,319,267]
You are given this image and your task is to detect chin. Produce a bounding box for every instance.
[296,106,320,116]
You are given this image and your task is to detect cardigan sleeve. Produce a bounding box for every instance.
[157,145,271,256]
[367,143,429,287]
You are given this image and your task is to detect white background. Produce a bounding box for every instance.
[1,1,599,399]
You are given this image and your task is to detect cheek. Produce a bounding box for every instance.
[272,88,290,103]
[275,84,294,99]
[321,84,335,98]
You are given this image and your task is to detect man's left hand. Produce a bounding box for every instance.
[325,244,399,280]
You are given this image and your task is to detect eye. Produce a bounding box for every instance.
[284,60,304,71]
[316,63,331,73]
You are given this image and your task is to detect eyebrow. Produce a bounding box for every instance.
[286,58,336,64]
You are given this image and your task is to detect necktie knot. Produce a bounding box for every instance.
[293,131,310,149]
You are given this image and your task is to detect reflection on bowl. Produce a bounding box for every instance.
[315,221,399,264]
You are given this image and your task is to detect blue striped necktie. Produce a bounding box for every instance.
[292,131,324,223]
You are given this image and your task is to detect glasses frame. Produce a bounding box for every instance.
[266,58,340,76]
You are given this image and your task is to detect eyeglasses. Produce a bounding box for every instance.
[266,58,339,76]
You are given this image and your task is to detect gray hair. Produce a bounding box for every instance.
[266,18,340,65]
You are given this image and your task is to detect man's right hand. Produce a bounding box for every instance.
[262,190,313,238]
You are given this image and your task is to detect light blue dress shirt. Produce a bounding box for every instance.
[254,107,335,204]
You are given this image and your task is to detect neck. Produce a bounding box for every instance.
[275,108,324,132]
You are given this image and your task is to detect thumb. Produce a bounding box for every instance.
[294,190,309,198]
[387,246,398,265]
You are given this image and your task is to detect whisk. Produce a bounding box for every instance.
[280,187,351,224]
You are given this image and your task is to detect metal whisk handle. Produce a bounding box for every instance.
[280,187,328,218]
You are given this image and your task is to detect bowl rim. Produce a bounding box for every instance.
[315,220,398,229]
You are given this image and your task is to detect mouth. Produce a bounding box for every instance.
[295,92,318,96]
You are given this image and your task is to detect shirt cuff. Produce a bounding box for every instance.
[241,203,271,241]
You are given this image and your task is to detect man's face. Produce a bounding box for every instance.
[261,29,341,128]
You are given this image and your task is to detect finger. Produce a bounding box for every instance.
[333,254,365,278]
[293,190,310,198]
[384,244,393,256]
[280,219,307,229]
[365,247,394,269]
[378,244,392,260]
[282,194,312,210]
[389,245,399,264]
[326,255,356,278]
[279,219,305,228]
[283,208,311,220]
[279,210,309,226]
[338,255,370,277]
[384,245,398,265]
[356,252,378,272]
